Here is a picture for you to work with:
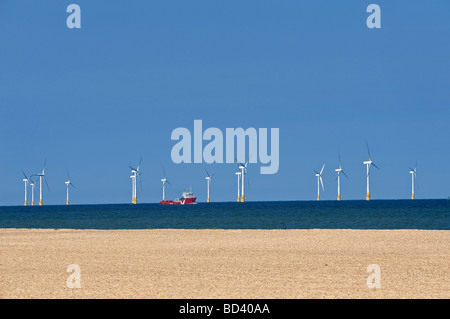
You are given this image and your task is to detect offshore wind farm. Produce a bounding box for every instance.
[15,141,425,206]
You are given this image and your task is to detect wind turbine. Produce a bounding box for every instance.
[335,153,349,201]
[363,141,379,201]
[29,177,36,206]
[205,169,215,203]
[160,169,171,201]
[235,171,241,202]
[314,164,325,201]
[129,157,143,204]
[409,163,417,200]
[237,161,249,202]
[21,170,31,206]
[36,160,49,206]
[65,170,76,205]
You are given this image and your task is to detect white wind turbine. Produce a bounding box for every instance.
[237,161,249,202]
[21,170,31,206]
[129,157,143,204]
[335,153,349,201]
[160,169,171,202]
[363,141,379,201]
[65,170,76,205]
[29,177,36,206]
[36,160,49,206]
[205,169,215,203]
[409,163,417,200]
[235,171,241,202]
[314,164,325,201]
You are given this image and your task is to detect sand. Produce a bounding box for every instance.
[0,228,448,299]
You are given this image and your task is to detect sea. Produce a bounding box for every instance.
[0,199,449,230]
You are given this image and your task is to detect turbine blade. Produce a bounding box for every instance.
[320,163,325,175]
[366,140,371,160]
[235,158,246,168]
[342,170,349,180]
[21,169,28,180]
[210,172,215,178]
[313,170,319,175]
[205,168,210,177]
[320,176,324,191]
[44,177,50,192]
[372,162,380,170]
[70,182,76,188]
[338,151,342,169]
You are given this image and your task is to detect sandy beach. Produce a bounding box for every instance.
[0,228,448,299]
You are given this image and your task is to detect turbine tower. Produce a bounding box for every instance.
[130,170,136,204]
[36,160,49,206]
[129,157,142,204]
[235,172,241,202]
[160,169,171,201]
[65,170,76,205]
[205,169,215,203]
[237,161,249,202]
[335,153,348,201]
[21,170,31,206]
[363,141,379,201]
[30,178,36,206]
[409,164,417,200]
[314,164,325,201]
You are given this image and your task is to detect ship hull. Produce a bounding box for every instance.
[160,197,196,205]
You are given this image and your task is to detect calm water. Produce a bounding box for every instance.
[0,200,449,230]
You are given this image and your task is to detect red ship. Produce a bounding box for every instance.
[160,189,197,205]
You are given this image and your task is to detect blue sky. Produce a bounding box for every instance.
[1,0,449,205]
